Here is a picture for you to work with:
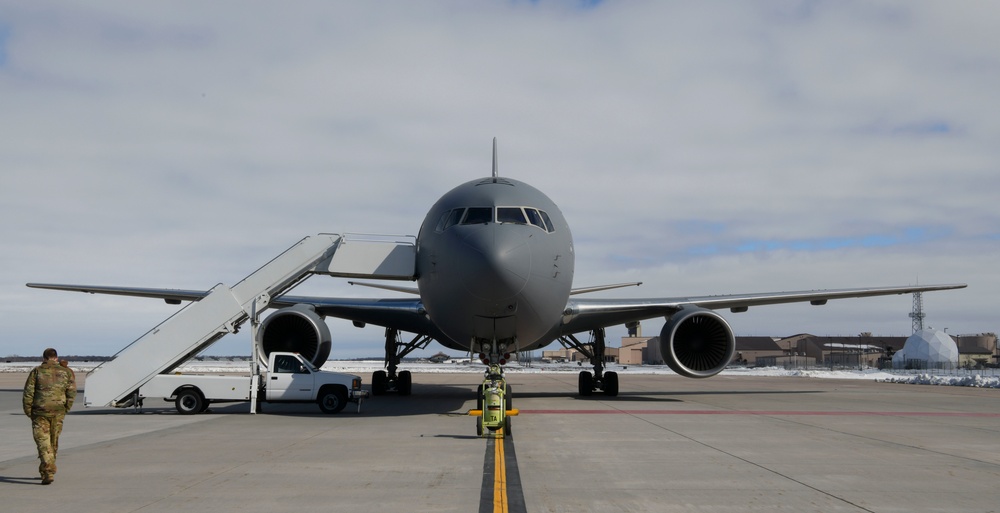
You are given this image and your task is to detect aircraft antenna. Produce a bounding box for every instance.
[492,137,498,182]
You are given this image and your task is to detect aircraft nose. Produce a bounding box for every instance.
[459,224,531,302]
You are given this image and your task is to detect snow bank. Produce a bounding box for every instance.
[876,374,1000,388]
[2,360,997,388]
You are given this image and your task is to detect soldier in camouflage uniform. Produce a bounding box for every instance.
[23,348,76,485]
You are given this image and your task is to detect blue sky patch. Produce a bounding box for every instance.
[892,120,952,135]
[517,0,605,8]
[685,226,951,257]
[858,119,955,137]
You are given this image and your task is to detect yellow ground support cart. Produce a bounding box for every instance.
[469,364,518,438]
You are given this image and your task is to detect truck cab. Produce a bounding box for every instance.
[264,352,366,413]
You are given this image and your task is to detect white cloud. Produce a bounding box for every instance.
[2,1,997,358]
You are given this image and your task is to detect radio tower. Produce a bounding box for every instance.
[909,292,926,333]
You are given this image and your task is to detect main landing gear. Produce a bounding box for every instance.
[559,328,619,397]
[372,328,432,396]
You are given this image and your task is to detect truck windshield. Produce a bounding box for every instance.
[274,355,312,374]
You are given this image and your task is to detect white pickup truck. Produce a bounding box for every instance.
[138,352,368,414]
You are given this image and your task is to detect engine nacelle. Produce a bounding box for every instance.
[659,308,735,378]
[256,304,331,367]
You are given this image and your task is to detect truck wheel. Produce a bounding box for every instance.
[175,389,204,415]
[318,386,348,414]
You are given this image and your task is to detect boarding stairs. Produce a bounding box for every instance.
[84,233,415,407]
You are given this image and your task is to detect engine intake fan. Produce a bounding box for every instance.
[256,304,332,367]
[659,308,735,378]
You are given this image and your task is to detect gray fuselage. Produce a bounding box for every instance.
[415,177,575,352]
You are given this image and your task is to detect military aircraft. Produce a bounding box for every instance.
[28,140,966,396]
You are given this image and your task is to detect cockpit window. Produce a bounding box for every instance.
[461,207,493,225]
[524,208,547,231]
[435,208,464,232]
[497,207,528,225]
[435,206,556,233]
[539,210,555,233]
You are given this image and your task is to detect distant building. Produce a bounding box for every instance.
[619,337,647,365]
[427,352,451,363]
[604,330,997,369]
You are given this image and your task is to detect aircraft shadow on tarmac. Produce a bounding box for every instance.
[62,386,822,417]
[67,384,478,418]
[507,389,822,402]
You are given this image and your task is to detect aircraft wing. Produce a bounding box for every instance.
[25,283,435,336]
[28,282,967,342]
[26,283,210,304]
[272,294,434,335]
[560,283,967,335]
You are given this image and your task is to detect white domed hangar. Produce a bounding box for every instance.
[891,329,960,370]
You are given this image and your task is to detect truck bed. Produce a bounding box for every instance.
[141,373,253,401]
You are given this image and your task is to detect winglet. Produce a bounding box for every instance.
[492,137,498,182]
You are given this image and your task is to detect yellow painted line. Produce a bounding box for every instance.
[493,429,507,513]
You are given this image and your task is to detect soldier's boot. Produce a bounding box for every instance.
[39,461,56,484]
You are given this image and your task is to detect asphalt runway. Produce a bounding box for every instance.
[2,371,999,513]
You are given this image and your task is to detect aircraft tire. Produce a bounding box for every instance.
[578,371,594,396]
[372,370,387,396]
[603,371,619,397]
[398,370,412,396]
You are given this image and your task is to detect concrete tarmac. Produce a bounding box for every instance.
[2,371,999,513]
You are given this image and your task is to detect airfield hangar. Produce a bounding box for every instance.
[543,330,998,370]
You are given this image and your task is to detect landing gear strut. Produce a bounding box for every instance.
[372,328,431,396]
[559,328,618,397]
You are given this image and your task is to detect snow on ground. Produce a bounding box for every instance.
[2,360,998,388]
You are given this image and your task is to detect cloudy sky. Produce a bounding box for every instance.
[2,1,997,359]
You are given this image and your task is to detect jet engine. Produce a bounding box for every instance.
[659,307,735,378]
[256,304,331,367]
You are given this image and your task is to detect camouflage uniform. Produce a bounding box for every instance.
[23,360,76,484]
